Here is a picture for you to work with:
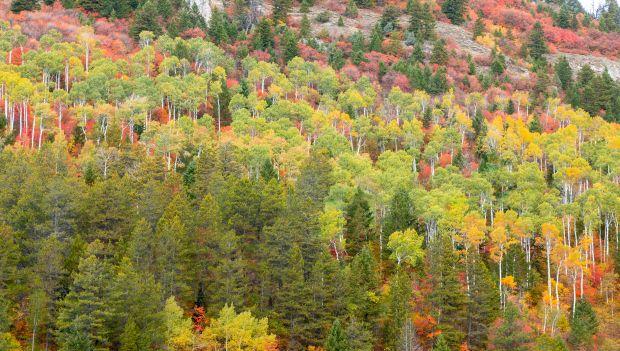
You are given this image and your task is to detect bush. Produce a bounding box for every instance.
[315,11,331,24]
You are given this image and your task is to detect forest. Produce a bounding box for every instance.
[0,0,619,350]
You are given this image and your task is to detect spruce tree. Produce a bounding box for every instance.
[369,23,384,52]
[10,0,39,13]
[442,0,466,25]
[325,319,350,351]
[492,303,531,351]
[386,269,414,351]
[273,0,292,23]
[429,235,468,348]
[473,16,485,39]
[467,254,499,350]
[554,56,573,91]
[568,299,598,348]
[527,22,548,63]
[345,0,358,18]
[433,334,451,351]
[253,18,275,51]
[282,29,299,63]
[383,187,414,240]
[430,39,448,65]
[344,188,374,256]
[130,1,162,40]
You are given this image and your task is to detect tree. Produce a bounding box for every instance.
[429,235,467,348]
[282,29,299,63]
[10,0,39,13]
[442,0,466,25]
[433,334,450,351]
[568,300,598,348]
[253,18,275,51]
[492,303,530,351]
[273,0,292,23]
[162,296,194,351]
[430,39,448,65]
[201,304,277,350]
[554,56,572,91]
[409,0,435,42]
[473,16,485,39]
[345,0,358,18]
[387,228,424,267]
[325,319,350,351]
[528,22,548,63]
[467,253,499,350]
[130,1,162,40]
[344,188,374,256]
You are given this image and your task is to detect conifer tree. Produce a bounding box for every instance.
[10,0,39,13]
[344,188,374,256]
[527,22,548,63]
[442,0,466,25]
[492,303,530,351]
[467,254,499,350]
[345,0,359,18]
[273,0,292,23]
[429,235,467,348]
[325,319,350,351]
[554,56,573,91]
[130,1,162,40]
[430,39,448,65]
[473,16,485,39]
[282,29,299,63]
[568,300,598,348]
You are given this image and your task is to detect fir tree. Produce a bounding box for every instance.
[253,18,275,51]
[325,319,350,351]
[467,254,499,350]
[409,0,435,41]
[282,29,299,63]
[10,0,40,13]
[528,22,548,63]
[442,0,466,25]
[554,56,573,91]
[429,235,468,348]
[345,0,359,18]
[383,188,414,240]
[300,14,311,38]
[430,39,448,65]
[129,1,162,40]
[433,334,451,351]
[568,299,598,348]
[344,188,374,256]
[369,23,384,52]
[273,0,292,23]
[492,303,531,351]
[473,16,485,39]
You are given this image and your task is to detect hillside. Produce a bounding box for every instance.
[0,1,619,351]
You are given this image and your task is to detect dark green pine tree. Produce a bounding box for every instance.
[599,0,620,32]
[555,5,572,29]
[129,0,162,40]
[325,319,350,351]
[344,188,374,256]
[386,269,414,351]
[554,56,573,91]
[328,46,346,70]
[56,252,114,351]
[296,148,334,208]
[527,22,548,63]
[429,67,448,94]
[430,39,448,65]
[535,335,569,351]
[441,0,466,25]
[409,0,435,42]
[568,299,599,348]
[300,14,311,38]
[347,247,380,323]
[345,0,358,18]
[528,116,542,133]
[492,303,531,351]
[253,18,275,51]
[208,8,230,45]
[466,253,499,350]
[10,0,39,13]
[119,317,141,351]
[429,235,468,349]
[412,42,425,63]
[383,187,414,241]
[350,31,367,65]
[282,29,299,63]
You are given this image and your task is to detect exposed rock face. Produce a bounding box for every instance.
[547,52,620,80]
[188,0,212,23]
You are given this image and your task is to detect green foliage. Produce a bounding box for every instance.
[527,22,548,63]
[492,303,531,351]
[568,299,598,347]
[325,319,350,351]
[10,0,40,13]
[130,1,162,39]
[442,0,466,25]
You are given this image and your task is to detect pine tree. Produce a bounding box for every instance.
[568,300,598,348]
[492,303,530,351]
[344,188,374,256]
[129,0,162,40]
[528,22,548,63]
[209,8,230,45]
[429,235,468,348]
[409,0,435,41]
[282,29,299,63]
[253,18,275,51]
[383,187,414,243]
[300,14,311,38]
[325,319,350,351]
[442,0,466,25]
[433,334,451,351]
[554,56,573,91]
[430,39,448,65]
[56,252,113,351]
[119,317,141,351]
[555,5,572,29]
[467,254,499,350]
[10,0,39,13]
[386,269,414,351]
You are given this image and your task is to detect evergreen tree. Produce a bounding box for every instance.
[409,0,435,42]
[253,18,275,51]
[599,0,620,32]
[554,56,573,91]
[430,39,448,65]
[442,0,466,25]
[130,1,162,40]
[429,235,467,348]
[10,0,39,13]
[208,8,230,45]
[282,29,299,63]
[492,303,531,351]
[296,148,334,207]
[433,334,451,351]
[119,317,141,351]
[344,188,374,256]
[383,188,414,240]
[325,319,350,351]
[300,14,311,38]
[467,254,499,350]
[527,22,548,63]
[568,299,598,348]
[369,23,384,52]
[554,5,572,29]
[386,269,414,351]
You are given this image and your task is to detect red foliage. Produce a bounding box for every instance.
[250,50,271,62]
